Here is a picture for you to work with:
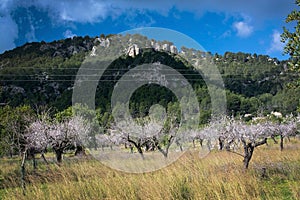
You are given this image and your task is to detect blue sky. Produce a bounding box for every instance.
[0,0,298,60]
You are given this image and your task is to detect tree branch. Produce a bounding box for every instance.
[226,149,244,158]
[254,138,267,147]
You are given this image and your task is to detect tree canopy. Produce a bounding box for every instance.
[281,0,300,69]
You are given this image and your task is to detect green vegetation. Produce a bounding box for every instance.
[281,0,300,70]
[0,35,299,119]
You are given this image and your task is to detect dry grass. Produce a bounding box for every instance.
[1,139,300,200]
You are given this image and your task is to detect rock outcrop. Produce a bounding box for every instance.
[90,37,110,56]
[126,44,141,57]
[95,37,110,47]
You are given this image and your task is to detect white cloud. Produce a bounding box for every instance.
[122,10,156,28]
[0,0,296,53]
[0,0,15,15]
[35,0,110,23]
[25,14,37,43]
[268,30,285,53]
[0,15,18,53]
[25,25,37,42]
[32,0,295,25]
[233,21,253,38]
[220,30,231,38]
[63,29,77,38]
[0,0,296,25]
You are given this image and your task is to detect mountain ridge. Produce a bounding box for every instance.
[0,34,299,121]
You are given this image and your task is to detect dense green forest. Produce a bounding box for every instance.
[0,34,299,127]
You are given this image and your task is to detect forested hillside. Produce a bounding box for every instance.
[0,34,299,124]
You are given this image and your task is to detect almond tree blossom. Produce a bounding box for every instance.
[188,117,229,151]
[273,116,298,151]
[151,121,179,158]
[25,115,91,164]
[48,115,90,163]
[95,129,124,151]
[233,121,269,169]
[212,117,298,169]
[108,119,163,159]
[106,116,181,159]
[25,117,50,168]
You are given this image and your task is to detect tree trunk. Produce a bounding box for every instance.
[136,145,144,160]
[21,150,27,195]
[41,153,49,165]
[280,135,284,151]
[9,147,13,158]
[129,144,133,154]
[55,150,63,163]
[207,139,211,151]
[153,135,173,158]
[176,139,183,152]
[29,148,37,170]
[32,154,37,170]
[243,144,254,169]
[242,138,267,169]
[75,145,85,156]
[157,145,168,158]
[199,139,203,147]
[127,136,145,160]
[271,135,278,144]
[219,137,224,150]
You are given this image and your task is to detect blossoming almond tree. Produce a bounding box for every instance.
[106,115,182,159]
[108,119,163,159]
[48,115,91,163]
[151,121,179,158]
[95,129,124,151]
[215,117,298,169]
[274,116,298,151]
[25,117,50,168]
[26,115,91,164]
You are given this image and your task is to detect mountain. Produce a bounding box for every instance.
[0,34,299,124]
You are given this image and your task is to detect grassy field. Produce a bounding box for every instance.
[0,139,300,200]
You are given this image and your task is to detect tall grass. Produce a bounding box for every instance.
[1,139,300,200]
